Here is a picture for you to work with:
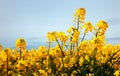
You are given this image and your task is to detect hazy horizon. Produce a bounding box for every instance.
[1,37,120,50]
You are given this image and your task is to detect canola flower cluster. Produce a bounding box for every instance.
[0,8,120,76]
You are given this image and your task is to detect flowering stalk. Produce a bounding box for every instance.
[54,35,65,73]
[55,38,65,57]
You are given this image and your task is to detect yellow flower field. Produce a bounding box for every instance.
[0,8,120,76]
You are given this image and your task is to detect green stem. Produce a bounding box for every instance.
[55,38,65,57]
[76,42,79,51]
[61,42,63,49]
[77,32,86,52]
[96,28,100,37]
[77,17,79,31]
[54,35,65,73]
[81,32,86,42]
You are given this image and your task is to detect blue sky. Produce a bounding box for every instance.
[0,0,120,48]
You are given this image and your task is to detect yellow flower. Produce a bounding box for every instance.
[74,8,86,18]
[4,48,11,53]
[85,55,89,61]
[38,46,47,58]
[0,45,2,51]
[71,30,80,42]
[74,8,86,22]
[46,32,56,42]
[16,38,26,50]
[0,51,7,62]
[38,69,48,76]
[82,22,93,33]
[91,35,105,48]
[73,30,80,38]
[18,59,26,65]
[96,20,108,29]
[57,32,68,43]
[49,48,56,57]
[79,57,84,66]
[114,70,120,76]
[16,59,27,70]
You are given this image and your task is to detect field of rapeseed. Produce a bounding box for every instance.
[0,8,120,76]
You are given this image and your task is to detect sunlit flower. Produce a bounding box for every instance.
[46,32,56,42]
[57,32,68,43]
[16,38,26,50]
[74,8,86,22]
[96,20,108,35]
[74,8,86,18]
[96,20,108,30]
[82,22,93,33]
